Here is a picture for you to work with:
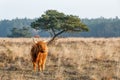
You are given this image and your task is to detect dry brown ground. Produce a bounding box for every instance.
[0,38,120,80]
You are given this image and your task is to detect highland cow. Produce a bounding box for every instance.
[31,40,48,71]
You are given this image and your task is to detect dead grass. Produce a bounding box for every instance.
[0,37,120,80]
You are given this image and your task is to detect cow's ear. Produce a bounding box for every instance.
[43,40,48,44]
[43,40,49,45]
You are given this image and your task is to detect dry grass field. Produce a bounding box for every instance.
[0,37,120,80]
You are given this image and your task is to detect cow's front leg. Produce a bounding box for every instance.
[38,61,42,71]
[41,54,47,71]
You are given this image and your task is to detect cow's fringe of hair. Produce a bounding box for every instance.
[31,44,39,61]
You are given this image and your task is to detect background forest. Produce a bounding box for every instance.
[0,17,120,37]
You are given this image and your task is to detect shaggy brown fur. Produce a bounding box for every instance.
[31,41,48,71]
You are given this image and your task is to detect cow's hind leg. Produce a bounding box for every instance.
[33,62,37,71]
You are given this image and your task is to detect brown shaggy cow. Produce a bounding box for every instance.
[31,41,48,71]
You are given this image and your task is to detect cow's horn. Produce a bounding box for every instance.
[32,38,37,43]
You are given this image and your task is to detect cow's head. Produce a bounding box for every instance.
[36,41,48,53]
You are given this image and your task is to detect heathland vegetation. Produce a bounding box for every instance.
[0,38,120,80]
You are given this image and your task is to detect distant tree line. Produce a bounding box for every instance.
[81,16,120,37]
[0,18,34,37]
[0,17,120,37]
